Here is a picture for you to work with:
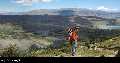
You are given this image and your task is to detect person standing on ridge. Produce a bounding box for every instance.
[67,26,80,56]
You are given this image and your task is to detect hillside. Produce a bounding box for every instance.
[26,36,120,57]
[0,23,120,57]
[0,15,120,43]
[0,15,120,45]
[0,9,120,57]
[0,23,56,51]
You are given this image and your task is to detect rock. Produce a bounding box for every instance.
[114,51,118,55]
[31,43,40,49]
[115,50,120,57]
[52,39,65,48]
[30,43,45,49]
[94,46,97,50]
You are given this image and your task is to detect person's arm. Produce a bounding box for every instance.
[68,32,72,41]
[76,35,79,41]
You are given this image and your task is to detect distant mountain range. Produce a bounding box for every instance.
[0,8,120,35]
[0,8,120,37]
[1,8,120,19]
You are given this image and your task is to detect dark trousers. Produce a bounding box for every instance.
[71,41,77,56]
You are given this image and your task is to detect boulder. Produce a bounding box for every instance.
[52,39,65,48]
[30,43,45,49]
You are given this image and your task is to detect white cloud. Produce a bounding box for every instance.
[0,8,14,13]
[40,0,52,2]
[88,8,93,10]
[13,0,53,6]
[96,6,118,12]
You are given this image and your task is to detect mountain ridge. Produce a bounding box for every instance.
[1,8,120,19]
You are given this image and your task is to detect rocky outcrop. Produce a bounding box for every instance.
[51,39,65,48]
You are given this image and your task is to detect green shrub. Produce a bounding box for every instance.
[1,44,20,57]
[0,43,32,57]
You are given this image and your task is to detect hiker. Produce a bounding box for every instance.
[67,26,80,56]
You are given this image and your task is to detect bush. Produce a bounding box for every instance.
[1,44,20,57]
[0,43,32,57]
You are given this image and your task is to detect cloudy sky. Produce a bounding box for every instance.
[0,0,119,12]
